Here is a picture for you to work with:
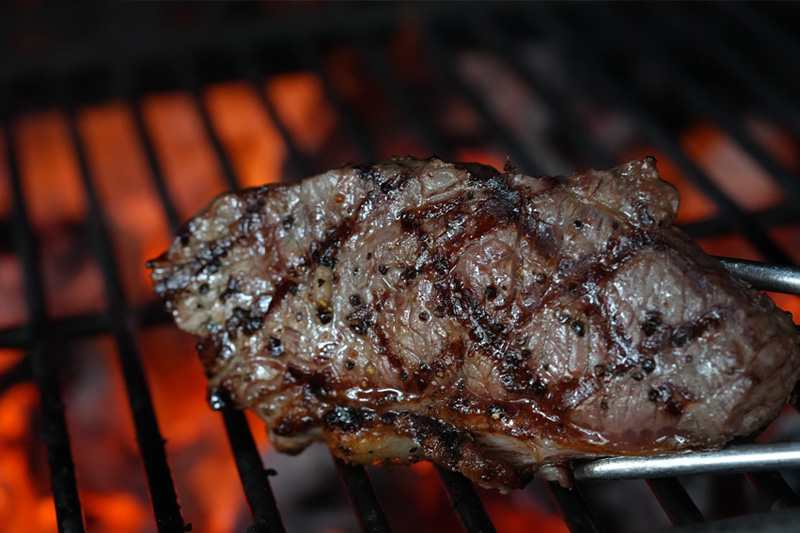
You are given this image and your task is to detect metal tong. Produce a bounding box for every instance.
[539,256,800,482]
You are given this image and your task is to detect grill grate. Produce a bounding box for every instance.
[1,2,799,532]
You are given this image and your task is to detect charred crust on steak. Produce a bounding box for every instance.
[150,157,800,491]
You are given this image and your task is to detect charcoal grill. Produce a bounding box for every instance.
[2,2,800,532]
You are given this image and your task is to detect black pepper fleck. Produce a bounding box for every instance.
[268,337,284,357]
[400,267,417,282]
[349,294,362,306]
[672,326,693,347]
[487,404,505,420]
[631,372,644,381]
[348,317,368,335]
[282,216,294,229]
[378,265,388,275]
[534,273,547,283]
[419,311,429,322]
[642,358,656,373]
[345,360,355,370]
[648,389,660,402]
[315,306,333,324]
[573,220,583,229]
[317,278,325,287]
[600,401,608,410]
[244,316,263,334]
[571,320,585,337]
[484,285,498,300]
[641,310,663,337]
[198,283,209,294]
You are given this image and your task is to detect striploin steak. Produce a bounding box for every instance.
[149,157,800,490]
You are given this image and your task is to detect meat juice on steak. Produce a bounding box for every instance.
[149,157,800,490]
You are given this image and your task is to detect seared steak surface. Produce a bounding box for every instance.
[150,157,800,490]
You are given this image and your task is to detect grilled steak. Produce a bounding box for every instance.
[149,157,800,490]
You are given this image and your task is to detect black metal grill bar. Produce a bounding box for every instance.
[745,472,800,511]
[527,3,792,266]
[602,4,800,205]
[3,120,86,533]
[220,407,286,533]
[125,77,286,532]
[717,3,800,88]
[519,4,800,530]
[547,481,603,533]
[0,4,798,533]
[0,355,31,396]
[645,478,704,527]
[283,33,508,532]
[234,49,313,180]
[454,11,714,530]
[168,57,241,193]
[0,3,411,86]
[128,97,182,233]
[294,38,378,163]
[419,19,543,176]
[357,36,453,160]
[463,11,618,171]
[59,88,186,531]
[0,301,169,349]
[333,458,392,533]
[567,4,800,515]
[651,3,800,139]
[655,508,800,533]
[434,466,497,533]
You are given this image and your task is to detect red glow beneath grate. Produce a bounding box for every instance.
[0,40,797,532]
[204,82,287,188]
[0,381,57,532]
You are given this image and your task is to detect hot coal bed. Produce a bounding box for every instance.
[1,2,800,533]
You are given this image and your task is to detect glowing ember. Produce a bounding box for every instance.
[14,112,107,319]
[204,82,287,188]
[0,22,797,531]
[682,122,784,213]
[140,326,261,532]
[0,382,57,532]
[140,92,229,221]
[77,102,171,306]
[267,72,337,154]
